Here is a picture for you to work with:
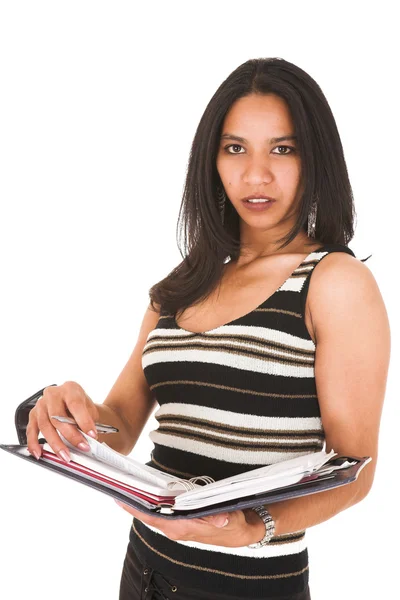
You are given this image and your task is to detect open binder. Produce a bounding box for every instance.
[0,386,372,520]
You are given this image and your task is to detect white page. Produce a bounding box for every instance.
[40,443,181,497]
[175,471,307,510]
[57,429,185,488]
[178,449,337,501]
[175,451,341,510]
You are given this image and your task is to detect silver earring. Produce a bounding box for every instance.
[307,198,318,238]
[217,185,227,224]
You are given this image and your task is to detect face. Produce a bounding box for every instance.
[216,93,303,235]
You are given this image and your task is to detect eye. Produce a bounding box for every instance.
[223,144,296,155]
[224,144,245,154]
[272,145,296,155]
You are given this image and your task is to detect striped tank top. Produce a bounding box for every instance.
[129,243,364,598]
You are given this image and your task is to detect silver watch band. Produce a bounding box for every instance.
[247,505,276,549]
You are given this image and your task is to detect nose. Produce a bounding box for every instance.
[242,155,274,184]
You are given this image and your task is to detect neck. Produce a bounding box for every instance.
[237,231,318,264]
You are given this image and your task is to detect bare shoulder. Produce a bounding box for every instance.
[307,252,389,342]
[311,251,376,293]
[141,301,161,331]
[148,300,161,313]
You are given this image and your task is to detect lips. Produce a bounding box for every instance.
[241,198,275,212]
[241,194,276,202]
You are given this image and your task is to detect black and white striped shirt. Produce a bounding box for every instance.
[129,244,359,598]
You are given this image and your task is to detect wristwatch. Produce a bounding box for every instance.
[247,505,276,548]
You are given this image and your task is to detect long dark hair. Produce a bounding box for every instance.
[149,57,356,317]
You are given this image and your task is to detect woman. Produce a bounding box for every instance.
[26,58,390,599]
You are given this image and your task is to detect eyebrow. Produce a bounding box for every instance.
[220,133,298,144]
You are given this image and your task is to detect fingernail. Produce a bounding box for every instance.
[59,449,70,462]
[214,517,229,528]
[218,518,229,528]
[87,430,98,439]
[221,518,229,527]
[33,451,41,460]
[78,442,91,451]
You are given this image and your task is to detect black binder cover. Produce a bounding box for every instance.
[0,443,371,520]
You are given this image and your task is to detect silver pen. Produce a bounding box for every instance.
[50,415,119,434]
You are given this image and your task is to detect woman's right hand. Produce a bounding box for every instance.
[26,381,101,462]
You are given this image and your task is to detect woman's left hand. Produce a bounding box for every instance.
[114,500,260,547]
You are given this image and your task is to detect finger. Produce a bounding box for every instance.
[31,386,91,460]
[114,501,153,521]
[201,513,230,528]
[50,419,94,452]
[44,383,98,450]
[62,383,99,440]
[113,501,176,535]
[45,409,94,453]
[35,406,78,462]
[26,410,43,460]
[114,500,230,530]
[113,500,166,529]
[113,501,230,544]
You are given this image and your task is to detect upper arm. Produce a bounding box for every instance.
[308,254,390,496]
[102,302,161,451]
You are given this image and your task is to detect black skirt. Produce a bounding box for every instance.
[119,528,312,600]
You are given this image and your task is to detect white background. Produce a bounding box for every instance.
[0,2,397,598]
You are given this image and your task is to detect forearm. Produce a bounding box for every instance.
[245,479,368,543]
[93,403,140,455]
[116,479,370,550]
